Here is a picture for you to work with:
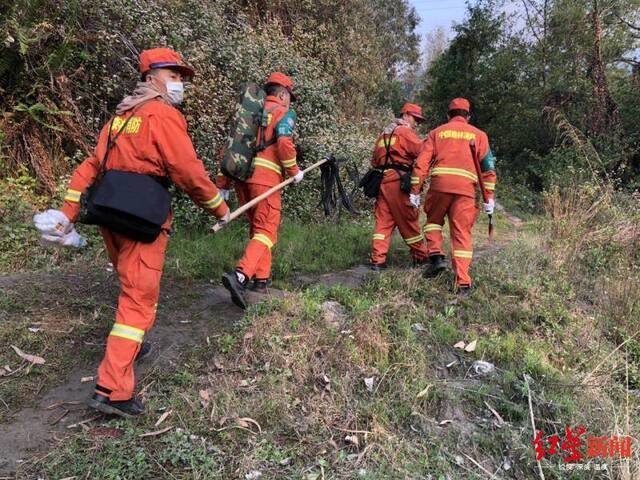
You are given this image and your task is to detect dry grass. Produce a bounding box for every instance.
[541,153,640,479]
[543,183,640,332]
[1,85,93,193]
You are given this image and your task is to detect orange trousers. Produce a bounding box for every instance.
[236,183,281,280]
[371,179,428,265]
[95,228,168,401]
[423,191,478,287]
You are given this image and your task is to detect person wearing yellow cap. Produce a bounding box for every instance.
[369,102,429,269]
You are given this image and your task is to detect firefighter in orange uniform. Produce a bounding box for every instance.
[35,48,230,417]
[220,73,303,309]
[369,103,429,269]
[413,98,497,295]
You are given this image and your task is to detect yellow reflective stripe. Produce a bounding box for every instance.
[437,130,476,141]
[432,167,478,182]
[281,157,297,168]
[411,176,420,184]
[404,234,424,245]
[253,233,274,249]
[109,323,145,343]
[372,233,386,241]
[203,193,223,209]
[377,136,397,148]
[64,189,81,202]
[484,182,496,191]
[254,157,283,174]
[453,250,473,259]
[423,223,443,232]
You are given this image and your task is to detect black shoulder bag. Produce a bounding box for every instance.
[78,105,172,243]
[359,127,397,199]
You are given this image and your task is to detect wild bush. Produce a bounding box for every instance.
[0,0,416,222]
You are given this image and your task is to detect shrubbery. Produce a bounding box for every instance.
[418,0,640,195]
[0,0,420,224]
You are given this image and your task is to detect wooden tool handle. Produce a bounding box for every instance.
[212,158,330,233]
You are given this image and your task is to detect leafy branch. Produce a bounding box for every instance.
[13,102,73,132]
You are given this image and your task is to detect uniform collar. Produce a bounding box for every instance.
[450,116,469,124]
[265,95,287,106]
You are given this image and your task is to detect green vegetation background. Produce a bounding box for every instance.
[1,0,640,478]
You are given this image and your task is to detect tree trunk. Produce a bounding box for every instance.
[587,0,622,137]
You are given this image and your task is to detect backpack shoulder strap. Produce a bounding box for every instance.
[383,127,398,166]
[256,104,285,152]
[97,101,152,177]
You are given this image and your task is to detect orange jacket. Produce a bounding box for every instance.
[61,99,229,226]
[413,116,497,199]
[371,124,422,185]
[248,95,300,187]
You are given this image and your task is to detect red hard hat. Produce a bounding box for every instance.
[265,72,297,101]
[139,48,195,79]
[448,97,471,112]
[400,102,425,122]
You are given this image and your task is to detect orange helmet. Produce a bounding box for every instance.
[448,98,471,112]
[139,48,195,79]
[400,102,425,122]
[265,72,297,101]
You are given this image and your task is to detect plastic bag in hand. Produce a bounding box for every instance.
[33,209,71,236]
[41,228,87,249]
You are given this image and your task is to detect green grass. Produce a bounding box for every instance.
[163,206,519,287]
[165,215,418,284]
[19,215,638,479]
[4,183,639,478]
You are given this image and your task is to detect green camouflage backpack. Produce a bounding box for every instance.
[221,82,275,182]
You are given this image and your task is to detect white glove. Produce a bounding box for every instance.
[484,198,495,215]
[33,209,72,236]
[293,171,304,184]
[219,189,230,201]
[409,193,421,209]
[218,209,231,226]
[41,227,87,249]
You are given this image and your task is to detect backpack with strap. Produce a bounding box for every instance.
[359,127,402,198]
[221,82,278,182]
[78,102,172,243]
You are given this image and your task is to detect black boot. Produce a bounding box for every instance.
[412,257,429,267]
[222,270,248,309]
[248,278,272,292]
[87,393,145,418]
[456,285,473,298]
[370,262,388,272]
[135,341,152,362]
[423,255,446,278]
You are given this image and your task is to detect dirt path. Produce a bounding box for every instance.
[0,208,523,477]
[0,272,275,476]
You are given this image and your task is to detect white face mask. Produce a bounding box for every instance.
[165,81,184,105]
